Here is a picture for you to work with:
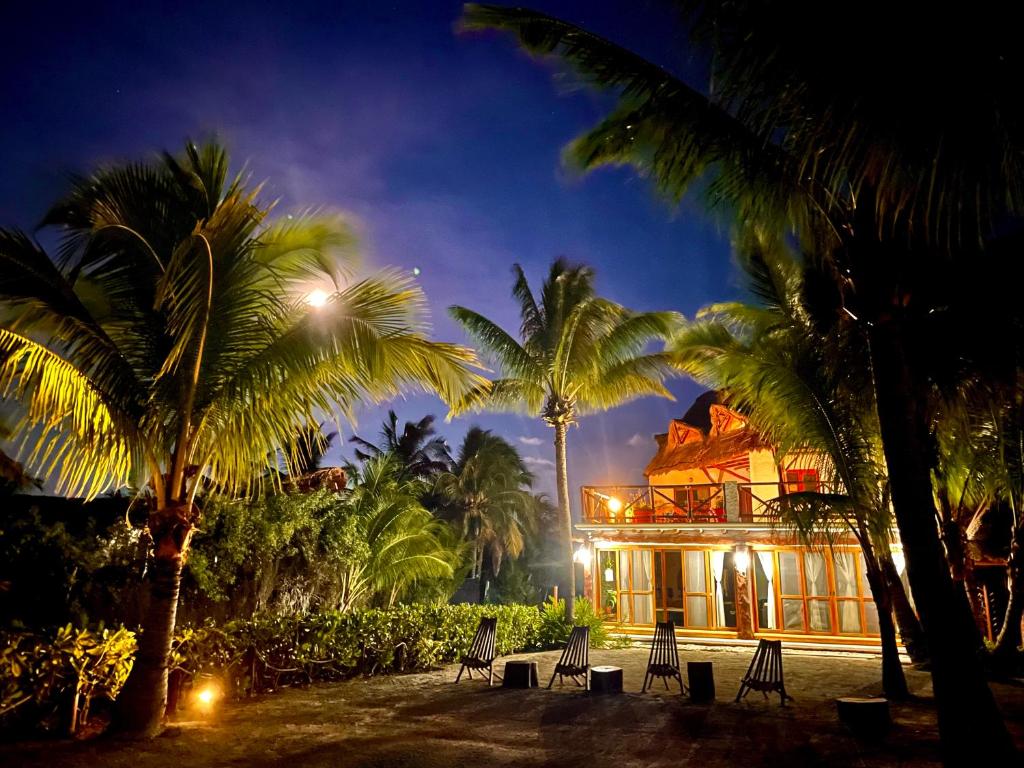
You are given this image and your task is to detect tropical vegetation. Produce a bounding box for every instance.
[0,139,485,734]
[450,258,680,619]
[463,2,1024,757]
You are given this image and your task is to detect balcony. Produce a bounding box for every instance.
[580,482,805,525]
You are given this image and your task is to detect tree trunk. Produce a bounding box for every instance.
[869,322,1016,760]
[878,550,929,664]
[861,546,909,699]
[992,520,1024,664]
[114,506,193,736]
[553,421,575,623]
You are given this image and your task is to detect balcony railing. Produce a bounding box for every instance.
[580,481,832,525]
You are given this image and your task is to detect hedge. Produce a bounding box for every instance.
[1,598,608,737]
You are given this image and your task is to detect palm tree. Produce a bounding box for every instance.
[671,239,920,697]
[450,258,679,619]
[350,411,454,478]
[0,140,484,735]
[435,426,536,602]
[334,454,462,611]
[461,3,1023,754]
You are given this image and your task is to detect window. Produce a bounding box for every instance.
[654,549,736,629]
[754,548,880,637]
[785,468,820,493]
[596,548,654,626]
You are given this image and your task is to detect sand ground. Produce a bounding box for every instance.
[4,644,1023,767]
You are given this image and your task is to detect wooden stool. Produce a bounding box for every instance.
[590,665,623,694]
[502,660,539,689]
[687,661,715,702]
[836,697,890,739]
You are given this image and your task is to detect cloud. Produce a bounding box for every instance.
[518,436,543,446]
[523,456,555,469]
[627,433,648,448]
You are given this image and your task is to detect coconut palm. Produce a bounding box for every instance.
[435,426,536,602]
[671,238,921,697]
[450,258,679,619]
[461,3,1024,754]
[334,454,462,611]
[349,410,453,479]
[0,140,484,734]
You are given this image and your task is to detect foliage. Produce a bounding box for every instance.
[349,411,453,479]
[0,625,136,736]
[536,597,612,649]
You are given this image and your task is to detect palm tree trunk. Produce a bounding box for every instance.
[869,322,1016,759]
[860,544,909,699]
[993,520,1024,664]
[553,421,575,623]
[879,550,929,664]
[115,507,192,735]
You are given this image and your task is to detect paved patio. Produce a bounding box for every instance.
[4,645,1023,767]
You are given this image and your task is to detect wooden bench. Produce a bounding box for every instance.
[547,626,590,691]
[641,621,686,694]
[455,616,499,685]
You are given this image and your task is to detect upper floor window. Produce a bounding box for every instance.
[785,468,820,493]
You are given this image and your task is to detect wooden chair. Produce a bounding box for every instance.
[735,639,793,705]
[641,621,686,694]
[547,626,590,690]
[455,616,499,685]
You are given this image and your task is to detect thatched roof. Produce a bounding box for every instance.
[644,392,768,476]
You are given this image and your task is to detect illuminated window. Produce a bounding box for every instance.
[785,468,820,493]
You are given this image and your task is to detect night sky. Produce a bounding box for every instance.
[1,1,741,506]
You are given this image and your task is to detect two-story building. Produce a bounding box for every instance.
[577,392,907,648]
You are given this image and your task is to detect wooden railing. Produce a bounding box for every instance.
[581,481,839,525]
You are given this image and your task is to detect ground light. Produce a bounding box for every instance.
[193,680,222,715]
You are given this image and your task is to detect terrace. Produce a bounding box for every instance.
[580,481,827,526]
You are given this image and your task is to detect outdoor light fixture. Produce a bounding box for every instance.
[194,681,221,712]
[306,289,329,308]
[891,549,906,576]
[733,544,750,575]
[606,497,623,514]
[604,567,615,582]
[573,544,592,567]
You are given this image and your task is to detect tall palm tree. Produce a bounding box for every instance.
[450,258,679,619]
[335,454,462,611]
[0,140,484,735]
[671,238,920,697]
[349,410,454,478]
[461,3,1023,755]
[435,426,536,602]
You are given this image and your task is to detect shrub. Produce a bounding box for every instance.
[0,625,136,737]
[536,597,612,649]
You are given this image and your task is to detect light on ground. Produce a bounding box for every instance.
[306,289,329,308]
[194,683,220,711]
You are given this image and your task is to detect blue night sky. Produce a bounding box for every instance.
[1,1,741,507]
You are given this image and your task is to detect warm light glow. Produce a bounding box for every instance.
[603,567,615,582]
[891,549,906,576]
[733,545,750,575]
[194,683,220,711]
[573,544,592,567]
[306,289,329,308]
[606,497,623,514]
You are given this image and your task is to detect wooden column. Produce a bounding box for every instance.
[735,554,755,640]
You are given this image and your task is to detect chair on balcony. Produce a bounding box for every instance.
[641,621,686,694]
[735,639,793,705]
[547,626,590,690]
[455,616,499,685]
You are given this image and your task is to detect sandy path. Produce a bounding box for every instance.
[4,646,1023,767]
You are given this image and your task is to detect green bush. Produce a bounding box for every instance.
[537,597,612,649]
[0,624,136,736]
[3,601,612,735]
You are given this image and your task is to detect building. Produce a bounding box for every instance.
[576,392,907,648]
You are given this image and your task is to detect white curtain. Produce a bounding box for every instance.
[710,551,726,627]
[757,550,776,629]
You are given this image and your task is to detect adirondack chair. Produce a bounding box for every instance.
[455,616,499,685]
[547,625,590,690]
[641,621,686,694]
[735,639,793,705]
